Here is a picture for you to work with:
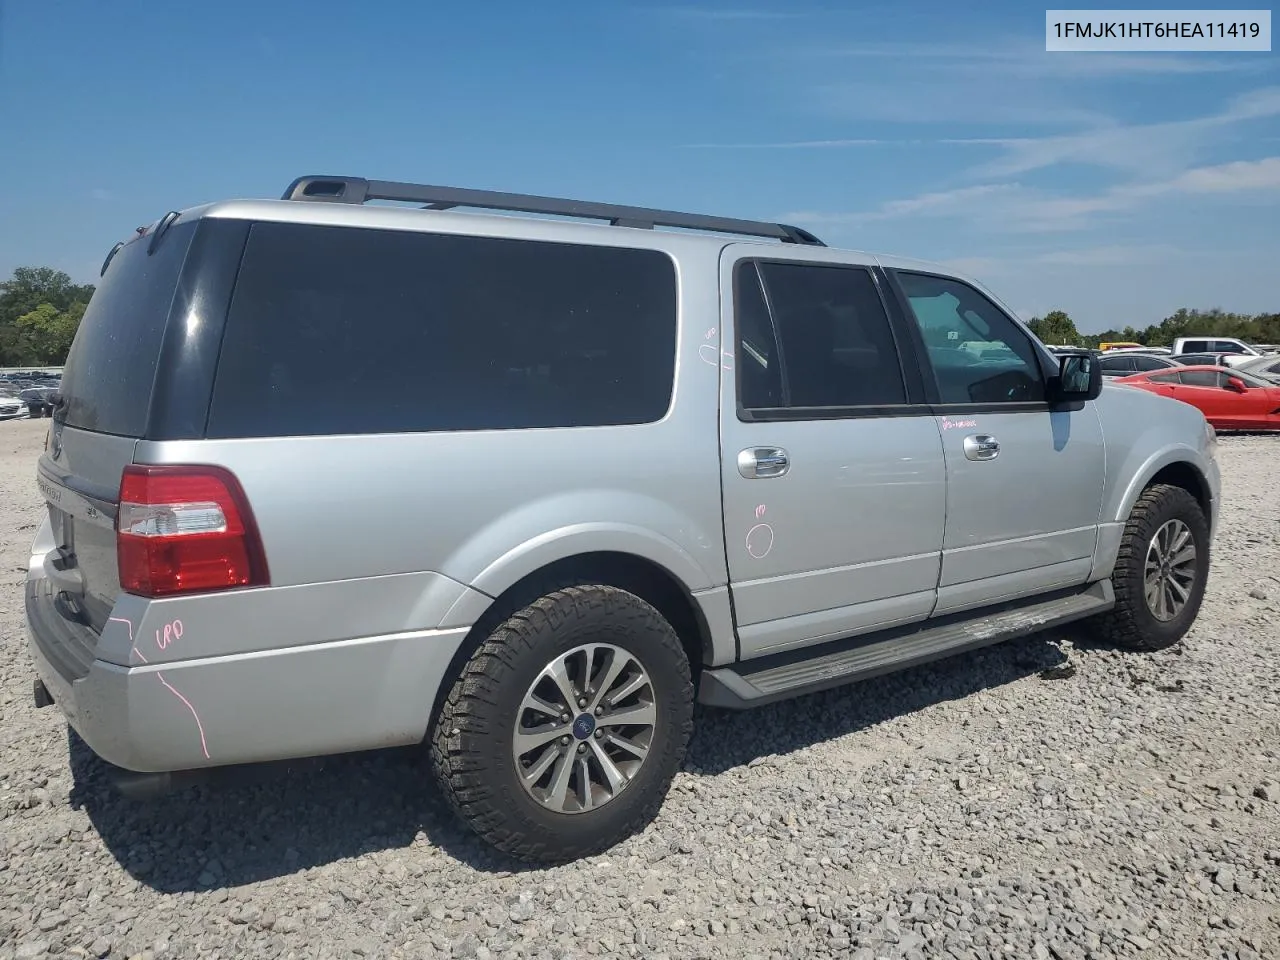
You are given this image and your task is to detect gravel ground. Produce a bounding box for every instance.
[1,415,1278,960]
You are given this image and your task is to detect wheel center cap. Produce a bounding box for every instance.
[571,713,596,740]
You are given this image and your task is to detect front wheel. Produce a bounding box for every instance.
[430,584,694,864]
[1087,483,1210,651]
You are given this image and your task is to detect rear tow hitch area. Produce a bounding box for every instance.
[33,678,53,709]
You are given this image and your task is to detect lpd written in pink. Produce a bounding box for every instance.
[156,619,184,650]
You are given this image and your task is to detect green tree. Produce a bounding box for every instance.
[1026,309,1081,346]
[16,301,85,362]
[0,266,94,365]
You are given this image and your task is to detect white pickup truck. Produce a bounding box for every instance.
[1171,337,1269,366]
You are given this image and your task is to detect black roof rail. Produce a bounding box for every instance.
[280,175,826,246]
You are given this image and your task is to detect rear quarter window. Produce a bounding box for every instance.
[206,222,679,437]
[58,221,197,436]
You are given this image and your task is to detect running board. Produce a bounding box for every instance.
[699,580,1114,709]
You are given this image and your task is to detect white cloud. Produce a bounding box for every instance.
[680,138,918,149]
[966,86,1280,178]
[1163,156,1280,193]
[786,40,1260,78]
[780,156,1280,233]
[813,80,1113,127]
[1031,244,1187,267]
[935,256,1008,277]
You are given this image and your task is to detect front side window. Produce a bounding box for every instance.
[895,272,1045,404]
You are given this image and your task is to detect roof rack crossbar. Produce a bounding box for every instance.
[281,175,825,246]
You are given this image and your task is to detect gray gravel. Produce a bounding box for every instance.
[2,415,1278,960]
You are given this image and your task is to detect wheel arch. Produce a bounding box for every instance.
[1113,451,1213,530]
[429,551,720,725]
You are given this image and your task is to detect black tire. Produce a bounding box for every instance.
[1087,483,1210,651]
[430,584,694,864]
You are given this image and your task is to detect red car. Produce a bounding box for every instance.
[1113,364,1280,431]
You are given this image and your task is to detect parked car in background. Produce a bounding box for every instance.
[1235,353,1280,384]
[1098,353,1184,378]
[1170,351,1259,369]
[1171,337,1266,358]
[0,386,28,420]
[24,173,1222,864]
[20,382,59,418]
[1114,365,1280,431]
[1100,345,1173,356]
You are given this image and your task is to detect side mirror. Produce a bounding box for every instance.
[1225,376,1247,393]
[1048,351,1102,403]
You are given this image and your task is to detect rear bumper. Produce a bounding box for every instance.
[24,522,475,773]
[26,602,469,773]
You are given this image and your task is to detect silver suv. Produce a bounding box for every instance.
[25,175,1221,864]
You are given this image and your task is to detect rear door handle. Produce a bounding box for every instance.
[963,434,1000,461]
[738,447,790,479]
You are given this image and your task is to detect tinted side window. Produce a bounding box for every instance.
[1179,370,1220,387]
[58,222,197,436]
[1147,372,1180,383]
[207,223,678,437]
[1182,340,1210,353]
[1131,355,1169,371]
[742,261,907,409]
[1099,356,1135,373]
[895,272,1045,404]
[734,263,783,410]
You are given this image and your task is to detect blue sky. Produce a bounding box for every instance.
[1,1,1277,332]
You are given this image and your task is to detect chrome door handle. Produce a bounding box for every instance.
[738,447,790,479]
[963,434,1000,461]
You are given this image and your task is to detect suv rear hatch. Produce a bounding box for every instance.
[31,220,198,676]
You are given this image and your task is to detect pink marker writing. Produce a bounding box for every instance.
[156,619,184,651]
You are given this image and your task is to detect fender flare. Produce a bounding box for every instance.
[1110,444,1212,526]
[467,522,718,600]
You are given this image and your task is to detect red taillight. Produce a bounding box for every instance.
[116,465,269,598]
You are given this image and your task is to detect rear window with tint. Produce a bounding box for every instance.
[58,222,196,436]
[206,222,678,438]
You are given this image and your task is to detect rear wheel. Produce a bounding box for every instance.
[1088,483,1209,651]
[430,584,694,864]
